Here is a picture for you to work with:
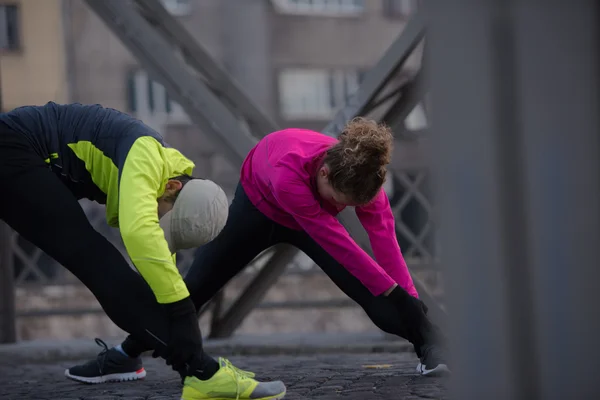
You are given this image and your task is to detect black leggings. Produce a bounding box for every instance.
[123,183,437,357]
[0,127,208,370]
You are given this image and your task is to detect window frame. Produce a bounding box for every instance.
[271,0,365,17]
[0,4,21,52]
[277,67,362,121]
[126,68,187,122]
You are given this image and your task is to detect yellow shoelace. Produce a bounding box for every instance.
[221,358,245,400]
[230,363,254,378]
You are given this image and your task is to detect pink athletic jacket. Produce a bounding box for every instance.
[240,129,418,298]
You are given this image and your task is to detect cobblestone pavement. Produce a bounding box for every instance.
[0,353,448,400]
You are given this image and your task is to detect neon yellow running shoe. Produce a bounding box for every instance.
[180,358,286,400]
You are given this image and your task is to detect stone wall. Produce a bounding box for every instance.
[15,272,379,341]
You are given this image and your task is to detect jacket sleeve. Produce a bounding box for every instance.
[118,136,190,304]
[355,190,418,298]
[270,166,396,296]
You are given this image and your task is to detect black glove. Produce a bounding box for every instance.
[386,286,430,345]
[158,297,202,373]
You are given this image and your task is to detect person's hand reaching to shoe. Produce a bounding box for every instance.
[152,296,202,373]
[384,284,430,343]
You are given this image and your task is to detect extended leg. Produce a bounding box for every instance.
[286,228,449,376]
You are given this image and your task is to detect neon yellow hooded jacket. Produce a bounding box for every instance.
[0,102,193,304]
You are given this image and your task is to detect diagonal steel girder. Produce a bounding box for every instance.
[83,0,257,166]
[321,13,425,137]
[132,0,278,138]
[85,0,440,337]
[383,65,428,135]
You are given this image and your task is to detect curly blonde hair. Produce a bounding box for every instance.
[323,117,393,205]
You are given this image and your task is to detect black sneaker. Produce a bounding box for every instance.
[64,338,146,384]
[416,344,451,377]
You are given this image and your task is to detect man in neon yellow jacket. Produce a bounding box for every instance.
[0,102,286,400]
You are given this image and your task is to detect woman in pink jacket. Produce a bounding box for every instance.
[67,118,449,391]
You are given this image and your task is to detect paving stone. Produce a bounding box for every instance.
[0,353,448,400]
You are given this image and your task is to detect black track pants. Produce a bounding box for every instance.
[0,126,212,374]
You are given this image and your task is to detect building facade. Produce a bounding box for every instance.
[0,0,71,111]
[1,0,420,134]
[66,0,417,126]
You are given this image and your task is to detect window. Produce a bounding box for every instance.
[272,0,365,16]
[278,68,361,120]
[0,4,20,51]
[405,103,428,131]
[126,70,185,120]
[383,0,417,18]
[160,0,192,17]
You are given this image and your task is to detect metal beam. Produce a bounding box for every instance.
[208,289,225,335]
[132,0,278,137]
[208,245,298,338]
[382,67,427,134]
[0,223,16,344]
[83,0,257,166]
[322,12,425,137]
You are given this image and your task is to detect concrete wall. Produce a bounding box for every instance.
[15,273,378,341]
[0,0,69,110]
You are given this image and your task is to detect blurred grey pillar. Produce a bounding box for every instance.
[514,3,600,399]
[427,1,600,400]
